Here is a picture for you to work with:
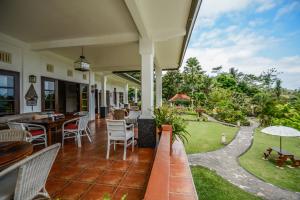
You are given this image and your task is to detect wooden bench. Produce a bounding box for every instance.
[263,147,295,167]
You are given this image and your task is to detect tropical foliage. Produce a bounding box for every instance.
[154,105,190,143]
[162,57,300,128]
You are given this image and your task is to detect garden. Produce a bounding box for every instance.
[156,57,300,199]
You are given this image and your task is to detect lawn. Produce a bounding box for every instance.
[239,129,300,192]
[191,166,261,200]
[184,118,238,154]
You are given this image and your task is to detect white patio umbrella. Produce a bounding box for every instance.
[261,126,300,152]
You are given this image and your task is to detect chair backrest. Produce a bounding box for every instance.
[73,111,89,116]
[127,111,141,119]
[0,143,60,200]
[106,120,126,138]
[78,116,89,131]
[7,122,26,131]
[113,109,126,120]
[0,129,29,142]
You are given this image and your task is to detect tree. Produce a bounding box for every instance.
[182,57,204,107]
[275,79,282,99]
[260,68,279,89]
[211,66,223,74]
[162,71,183,100]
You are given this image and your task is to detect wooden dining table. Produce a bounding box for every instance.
[17,115,78,146]
[0,141,33,171]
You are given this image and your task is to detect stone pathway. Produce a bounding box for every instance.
[188,119,300,200]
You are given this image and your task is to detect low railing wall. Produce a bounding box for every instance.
[144,125,171,200]
[144,125,198,200]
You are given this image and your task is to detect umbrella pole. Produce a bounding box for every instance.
[280,136,282,153]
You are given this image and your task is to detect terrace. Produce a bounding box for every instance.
[0,0,200,199]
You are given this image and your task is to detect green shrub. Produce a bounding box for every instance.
[154,105,190,143]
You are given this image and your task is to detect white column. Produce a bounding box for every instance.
[124,83,129,105]
[116,91,120,108]
[97,84,101,114]
[139,38,154,118]
[100,75,107,107]
[134,88,138,103]
[156,66,162,107]
[89,71,95,120]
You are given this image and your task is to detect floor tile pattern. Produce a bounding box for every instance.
[43,118,154,200]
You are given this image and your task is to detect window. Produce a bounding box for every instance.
[80,84,88,111]
[0,70,19,116]
[42,77,56,112]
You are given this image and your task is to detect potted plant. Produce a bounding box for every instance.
[154,106,189,144]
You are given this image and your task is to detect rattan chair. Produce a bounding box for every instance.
[62,115,92,147]
[106,120,134,160]
[73,111,92,135]
[0,129,30,142]
[113,109,126,120]
[7,122,47,147]
[0,143,60,200]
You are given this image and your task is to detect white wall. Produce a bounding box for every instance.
[0,33,89,114]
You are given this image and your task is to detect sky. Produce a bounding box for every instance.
[183,0,300,89]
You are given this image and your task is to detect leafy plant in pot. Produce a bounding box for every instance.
[154,106,190,144]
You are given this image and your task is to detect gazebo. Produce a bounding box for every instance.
[168,93,191,102]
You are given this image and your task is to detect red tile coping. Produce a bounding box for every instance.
[144,125,198,200]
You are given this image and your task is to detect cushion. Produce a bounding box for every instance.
[29,129,44,136]
[65,123,78,130]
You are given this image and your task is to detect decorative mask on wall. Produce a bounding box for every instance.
[25,84,38,110]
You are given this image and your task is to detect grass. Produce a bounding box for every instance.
[184,116,238,154]
[181,113,198,121]
[191,166,261,200]
[239,129,300,192]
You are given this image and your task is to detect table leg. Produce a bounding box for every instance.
[277,154,288,167]
[47,127,52,146]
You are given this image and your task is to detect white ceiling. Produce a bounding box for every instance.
[0,0,195,71]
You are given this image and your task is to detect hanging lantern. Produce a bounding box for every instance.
[74,47,90,71]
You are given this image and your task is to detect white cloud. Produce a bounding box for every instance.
[255,0,277,12]
[248,19,267,27]
[183,27,300,89]
[274,1,300,21]
[195,0,277,28]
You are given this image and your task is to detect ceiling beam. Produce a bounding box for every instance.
[124,0,150,38]
[153,28,186,42]
[30,32,139,50]
[91,65,141,72]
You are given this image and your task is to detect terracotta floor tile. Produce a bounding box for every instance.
[36,119,154,200]
[91,159,112,170]
[113,187,144,200]
[170,177,195,194]
[96,170,125,186]
[109,160,131,171]
[129,162,151,174]
[54,166,84,180]
[120,173,148,189]
[75,168,103,183]
[81,184,116,200]
[46,179,68,196]
[55,181,91,200]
